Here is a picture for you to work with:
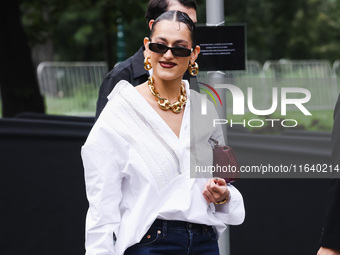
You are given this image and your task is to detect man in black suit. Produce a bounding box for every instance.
[95,0,199,120]
[317,95,340,255]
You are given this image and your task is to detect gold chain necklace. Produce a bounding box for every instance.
[148,76,187,113]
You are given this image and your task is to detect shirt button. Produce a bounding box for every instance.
[188,224,192,229]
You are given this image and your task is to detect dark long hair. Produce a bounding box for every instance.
[150,10,197,48]
[145,0,197,23]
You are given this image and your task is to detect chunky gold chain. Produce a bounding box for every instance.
[148,76,187,113]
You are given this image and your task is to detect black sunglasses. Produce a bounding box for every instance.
[149,42,193,57]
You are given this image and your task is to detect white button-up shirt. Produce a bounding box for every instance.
[82,80,245,255]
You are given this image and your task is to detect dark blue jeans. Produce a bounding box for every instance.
[124,219,220,255]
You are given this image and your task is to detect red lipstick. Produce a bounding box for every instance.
[159,61,176,68]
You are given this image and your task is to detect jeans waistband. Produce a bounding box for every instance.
[152,219,212,232]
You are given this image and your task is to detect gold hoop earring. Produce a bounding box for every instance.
[144,57,152,70]
[188,62,199,76]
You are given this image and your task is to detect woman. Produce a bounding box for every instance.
[82,10,245,255]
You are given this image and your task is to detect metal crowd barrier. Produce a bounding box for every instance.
[32,60,340,117]
[37,61,108,116]
[262,60,338,111]
[263,59,334,78]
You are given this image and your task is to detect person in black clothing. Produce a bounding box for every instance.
[95,0,199,119]
[317,95,340,255]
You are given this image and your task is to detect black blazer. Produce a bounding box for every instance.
[320,95,340,249]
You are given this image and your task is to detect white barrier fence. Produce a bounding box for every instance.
[32,60,340,116]
[37,61,108,115]
[263,60,334,78]
[260,60,338,112]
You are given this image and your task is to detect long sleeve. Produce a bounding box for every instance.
[214,184,245,225]
[208,93,245,225]
[210,121,246,226]
[82,142,123,255]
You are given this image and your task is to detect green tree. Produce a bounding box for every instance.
[20,0,209,67]
[21,0,147,69]
[227,0,340,62]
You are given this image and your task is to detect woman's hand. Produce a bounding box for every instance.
[202,177,230,204]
